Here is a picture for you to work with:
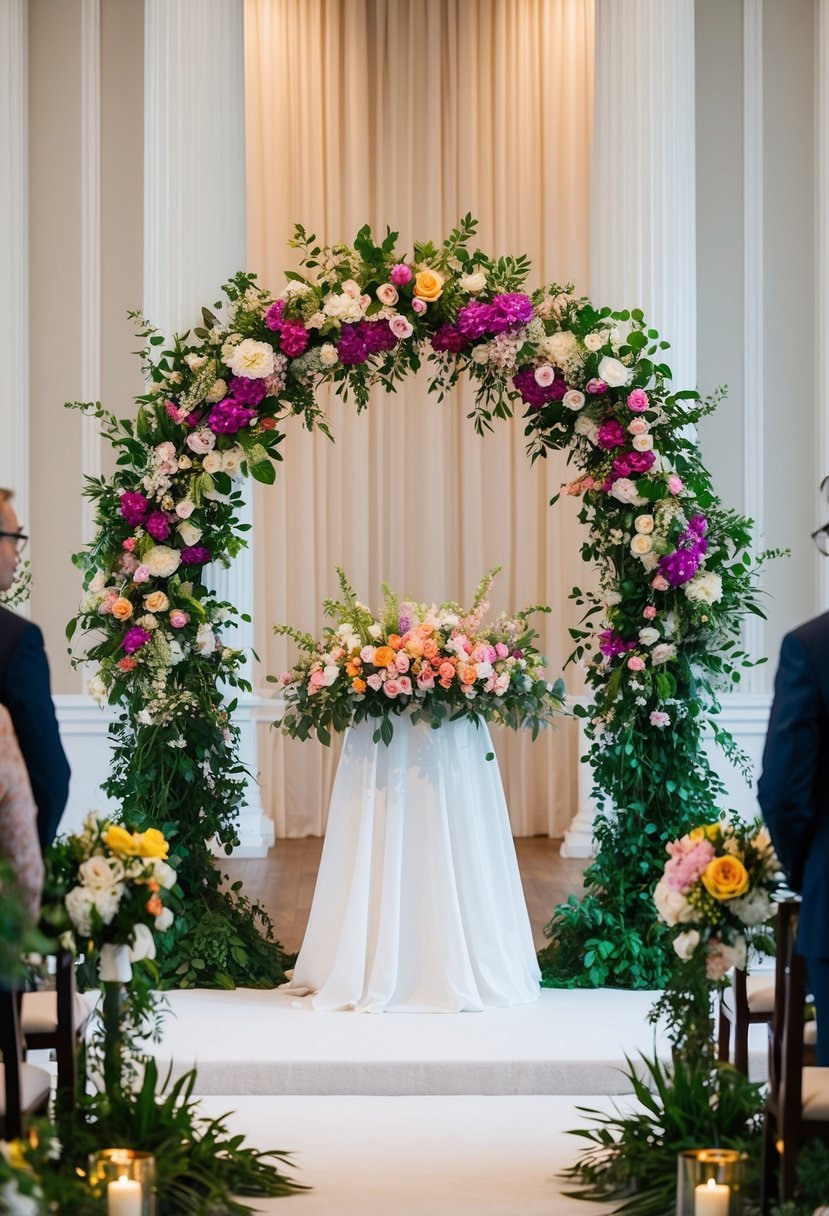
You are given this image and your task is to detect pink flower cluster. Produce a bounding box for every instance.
[663,836,715,893]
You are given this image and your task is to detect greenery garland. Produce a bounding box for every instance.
[67,215,770,989]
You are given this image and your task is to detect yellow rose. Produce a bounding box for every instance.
[688,827,706,843]
[701,855,749,901]
[134,828,170,859]
[413,269,444,302]
[103,824,140,856]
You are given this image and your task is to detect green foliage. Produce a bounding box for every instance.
[561,1054,763,1215]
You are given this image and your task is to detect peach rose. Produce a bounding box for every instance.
[143,591,169,613]
[413,269,444,302]
[415,623,434,638]
[459,664,477,685]
[352,677,366,693]
[388,634,404,651]
[405,637,424,658]
[422,639,439,659]
[111,597,134,621]
[438,660,456,682]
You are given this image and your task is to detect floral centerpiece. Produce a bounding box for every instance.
[273,568,565,747]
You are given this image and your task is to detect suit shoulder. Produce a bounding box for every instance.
[0,605,35,652]
[786,611,829,655]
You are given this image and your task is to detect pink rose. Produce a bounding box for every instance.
[169,610,189,629]
[133,565,151,584]
[627,388,649,412]
[390,263,412,286]
[585,378,608,394]
[186,428,216,454]
[534,364,555,387]
[411,298,427,315]
[367,672,383,691]
[652,575,670,592]
[495,642,509,659]
[279,671,293,684]
[628,418,649,436]
[389,315,414,340]
[342,279,361,299]
[627,655,646,671]
[643,605,657,620]
[360,645,376,664]
[376,283,399,306]
[398,676,413,695]
[308,670,326,693]
[395,653,410,673]
[667,475,683,495]
[122,537,136,552]
[384,679,401,698]
[650,710,671,728]
[416,669,435,690]
[175,499,195,519]
[119,553,139,575]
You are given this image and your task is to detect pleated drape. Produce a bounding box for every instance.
[244,0,595,836]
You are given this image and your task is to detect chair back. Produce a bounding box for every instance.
[0,984,26,1140]
[768,898,801,1097]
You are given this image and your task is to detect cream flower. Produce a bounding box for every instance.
[206,378,227,403]
[319,342,339,367]
[562,389,585,411]
[651,642,676,665]
[635,514,655,534]
[227,338,276,380]
[597,355,632,388]
[673,929,700,960]
[638,626,660,646]
[177,521,202,546]
[541,330,579,369]
[202,451,223,474]
[459,271,487,294]
[143,545,181,578]
[684,571,723,604]
[609,478,640,504]
[630,534,653,556]
[583,332,604,353]
[653,877,695,927]
[632,433,654,452]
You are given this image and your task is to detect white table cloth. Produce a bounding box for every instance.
[285,715,541,1013]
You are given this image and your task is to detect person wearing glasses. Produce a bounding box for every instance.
[758,501,829,1067]
[0,488,70,850]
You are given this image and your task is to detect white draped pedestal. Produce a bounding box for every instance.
[286,716,541,1013]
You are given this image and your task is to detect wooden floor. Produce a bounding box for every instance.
[223,837,588,955]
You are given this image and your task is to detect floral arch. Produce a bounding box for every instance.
[69,216,766,990]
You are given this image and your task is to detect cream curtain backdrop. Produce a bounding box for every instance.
[244,0,595,838]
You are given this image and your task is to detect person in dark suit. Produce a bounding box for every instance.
[758,537,829,1065]
[0,489,70,850]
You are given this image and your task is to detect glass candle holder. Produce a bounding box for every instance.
[676,1149,747,1216]
[88,1149,156,1216]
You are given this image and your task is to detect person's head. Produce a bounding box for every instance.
[0,489,26,593]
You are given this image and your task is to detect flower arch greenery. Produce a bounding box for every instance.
[67,216,770,990]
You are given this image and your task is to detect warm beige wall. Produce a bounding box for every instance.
[28,0,84,692]
[28,0,144,692]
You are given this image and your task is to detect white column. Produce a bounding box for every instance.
[144,0,272,856]
[818,0,829,613]
[0,0,29,535]
[590,0,697,389]
[563,0,697,858]
[559,712,597,859]
[80,0,101,554]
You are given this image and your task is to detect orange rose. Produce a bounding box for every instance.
[373,646,395,669]
[415,623,434,638]
[459,664,477,685]
[405,638,424,658]
[352,677,366,693]
[111,597,134,621]
[146,895,163,917]
[422,639,439,660]
[346,660,361,677]
[388,634,404,651]
[413,269,444,302]
[438,660,456,682]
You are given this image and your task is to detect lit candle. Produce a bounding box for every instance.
[107,1173,142,1216]
[695,1177,730,1216]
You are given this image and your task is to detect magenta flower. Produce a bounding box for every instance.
[627,388,650,412]
[597,418,627,449]
[431,324,468,354]
[585,378,608,395]
[180,545,212,566]
[208,400,258,434]
[338,324,369,366]
[390,263,413,286]
[490,292,533,328]
[279,321,309,357]
[229,375,267,406]
[121,626,152,654]
[120,491,150,527]
[361,320,397,354]
[457,300,495,339]
[145,511,171,542]
[265,300,286,331]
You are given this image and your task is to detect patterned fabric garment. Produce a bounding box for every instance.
[0,702,44,919]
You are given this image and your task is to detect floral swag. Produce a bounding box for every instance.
[68,215,769,989]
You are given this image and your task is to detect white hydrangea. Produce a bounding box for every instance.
[226,338,276,380]
[143,546,181,578]
[684,571,723,605]
[729,888,775,926]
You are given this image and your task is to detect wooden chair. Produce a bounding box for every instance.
[717,965,775,1074]
[0,985,51,1141]
[761,900,829,1212]
[21,948,90,1113]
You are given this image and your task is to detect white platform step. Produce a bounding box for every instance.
[149,986,677,1095]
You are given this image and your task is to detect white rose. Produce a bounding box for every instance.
[730,888,774,927]
[88,675,109,706]
[227,338,276,380]
[597,355,632,387]
[653,877,695,927]
[459,271,487,294]
[91,884,122,926]
[630,534,653,556]
[319,342,339,367]
[89,570,107,593]
[143,545,181,578]
[562,390,585,411]
[609,478,639,504]
[222,446,244,476]
[65,886,95,935]
[195,624,215,655]
[321,665,340,687]
[177,521,202,546]
[541,330,579,368]
[376,283,399,306]
[206,378,227,403]
[475,661,494,681]
[673,929,701,961]
[651,642,676,665]
[79,855,120,889]
[470,344,490,365]
[573,413,599,444]
[129,921,157,963]
[175,499,196,519]
[155,906,174,932]
[635,514,655,534]
[202,451,223,474]
[684,571,723,604]
[583,332,603,352]
[638,627,660,647]
[632,433,654,452]
[152,859,177,890]
[368,623,383,640]
[184,353,207,371]
[98,943,133,983]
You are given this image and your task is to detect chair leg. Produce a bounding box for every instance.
[780,1132,799,1202]
[760,1110,778,1216]
[734,1017,749,1076]
[717,1003,731,1062]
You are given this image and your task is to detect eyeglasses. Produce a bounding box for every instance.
[0,530,27,555]
[813,524,829,556]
